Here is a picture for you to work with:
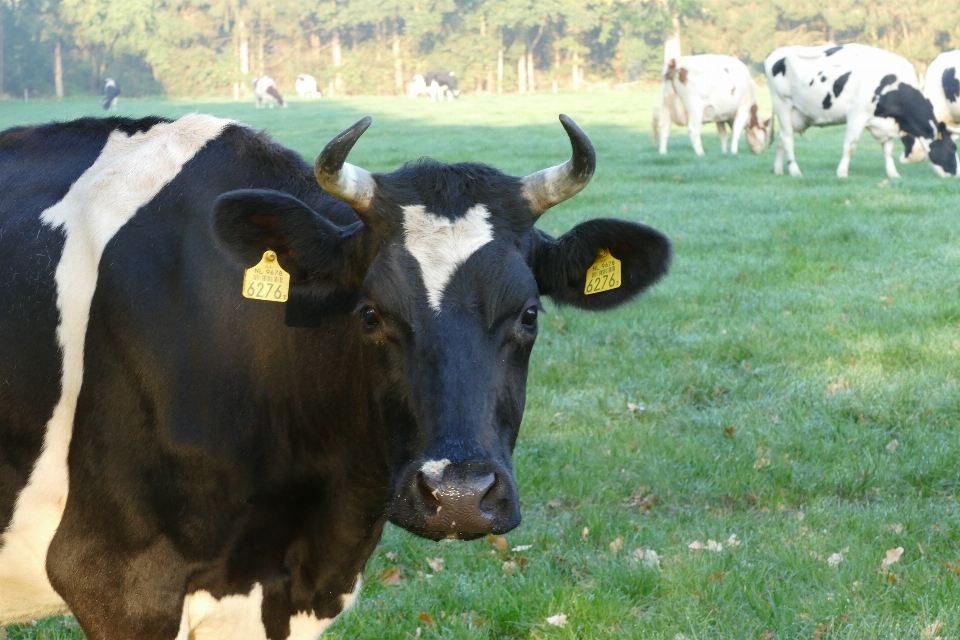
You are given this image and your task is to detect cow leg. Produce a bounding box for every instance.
[881,138,901,178]
[717,122,729,154]
[867,119,902,178]
[657,94,673,154]
[730,105,752,155]
[836,116,868,178]
[771,96,801,176]
[686,99,706,156]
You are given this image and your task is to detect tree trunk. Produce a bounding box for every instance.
[256,21,265,76]
[311,33,321,63]
[393,23,403,90]
[332,28,342,94]
[54,41,63,99]
[497,28,503,94]
[239,21,250,76]
[517,50,526,93]
[526,51,534,92]
[91,48,99,93]
[572,52,580,91]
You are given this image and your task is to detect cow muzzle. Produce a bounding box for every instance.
[387,459,521,541]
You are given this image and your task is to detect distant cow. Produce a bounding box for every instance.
[252,76,286,108]
[101,78,120,111]
[0,113,670,637]
[296,74,321,99]
[924,50,960,127]
[764,43,958,178]
[653,55,771,155]
[409,71,459,101]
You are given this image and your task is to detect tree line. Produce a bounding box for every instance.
[1,0,958,100]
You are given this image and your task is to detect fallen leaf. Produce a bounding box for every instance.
[627,402,645,413]
[377,567,402,586]
[426,557,444,572]
[688,540,704,552]
[827,378,848,394]
[886,572,898,584]
[512,544,532,552]
[494,537,508,551]
[502,560,517,575]
[418,612,434,627]
[707,571,725,582]
[880,547,904,570]
[885,523,903,534]
[827,552,843,567]
[726,534,741,547]
[879,296,893,304]
[813,622,832,638]
[582,527,590,539]
[546,613,567,627]
[706,539,723,552]
[610,536,624,554]
[922,620,944,640]
[753,447,772,470]
[886,439,899,453]
[878,179,889,188]
[757,632,774,640]
[723,426,736,438]
[385,551,397,561]
[546,499,563,509]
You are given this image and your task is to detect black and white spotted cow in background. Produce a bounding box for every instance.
[0,113,671,638]
[252,76,286,108]
[924,50,960,128]
[764,43,958,178]
[409,71,459,101]
[653,54,772,156]
[102,78,120,111]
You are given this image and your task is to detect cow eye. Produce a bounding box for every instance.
[521,306,538,328]
[358,305,381,330]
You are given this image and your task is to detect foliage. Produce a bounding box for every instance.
[3,89,960,637]
[1,0,959,98]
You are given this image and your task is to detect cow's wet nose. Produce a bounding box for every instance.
[413,462,518,537]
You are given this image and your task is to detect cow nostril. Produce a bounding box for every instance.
[417,472,442,507]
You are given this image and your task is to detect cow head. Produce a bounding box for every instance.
[875,84,959,177]
[745,104,772,154]
[213,116,671,540]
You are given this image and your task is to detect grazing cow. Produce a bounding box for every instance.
[102,78,120,111]
[409,72,459,101]
[295,74,321,99]
[653,55,771,156]
[253,76,286,108]
[0,113,671,638]
[764,43,958,178]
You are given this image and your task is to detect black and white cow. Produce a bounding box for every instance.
[253,76,286,108]
[764,43,958,178]
[0,113,671,638]
[924,50,960,128]
[409,71,459,101]
[102,78,120,111]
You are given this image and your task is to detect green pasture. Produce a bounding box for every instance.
[3,89,960,639]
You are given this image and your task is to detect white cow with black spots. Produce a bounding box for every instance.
[765,44,912,178]
[653,54,772,156]
[923,51,960,129]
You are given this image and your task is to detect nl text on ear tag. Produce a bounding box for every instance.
[242,250,290,302]
[584,248,621,295]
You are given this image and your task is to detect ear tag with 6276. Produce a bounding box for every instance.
[243,250,290,302]
[584,248,621,295]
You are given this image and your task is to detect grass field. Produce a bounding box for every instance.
[3,88,960,640]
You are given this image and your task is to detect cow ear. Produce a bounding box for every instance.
[531,219,671,310]
[213,189,373,290]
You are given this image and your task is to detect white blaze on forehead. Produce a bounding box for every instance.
[0,114,232,623]
[421,458,452,480]
[402,204,494,311]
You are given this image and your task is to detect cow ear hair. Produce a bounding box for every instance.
[213,189,372,289]
[530,219,671,310]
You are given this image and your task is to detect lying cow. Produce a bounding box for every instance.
[653,55,771,155]
[764,43,958,178]
[0,113,671,638]
[102,78,120,111]
[295,74,321,99]
[252,75,286,108]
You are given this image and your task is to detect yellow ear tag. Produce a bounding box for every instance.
[584,249,621,295]
[242,250,290,302]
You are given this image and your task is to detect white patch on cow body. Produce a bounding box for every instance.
[176,584,269,640]
[0,114,232,625]
[340,573,363,611]
[401,204,494,312]
[420,458,452,480]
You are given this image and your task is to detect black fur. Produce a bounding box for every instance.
[822,93,833,109]
[943,67,960,103]
[873,74,897,102]
[929,123,959,175]
[875,83,938,139]
[825,45,844,56]
[772,57,786,77]
[901,134,916,157]
[833,71,852,98]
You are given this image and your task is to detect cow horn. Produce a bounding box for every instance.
[315,116,376,213]
[521,114,596,215]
